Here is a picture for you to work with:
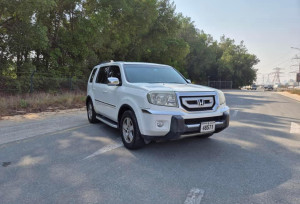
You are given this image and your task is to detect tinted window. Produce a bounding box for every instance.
[96,66,110,84]
[96,66,122,84]
[89,68,97,83]
[108,66,122,83]
[124,64,187,84]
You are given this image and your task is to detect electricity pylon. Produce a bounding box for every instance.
[271,67,284,84]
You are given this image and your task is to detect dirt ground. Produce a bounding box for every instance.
[1,107,85,121]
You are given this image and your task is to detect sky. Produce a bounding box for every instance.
[172,0,300,84]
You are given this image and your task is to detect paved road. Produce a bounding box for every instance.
[0,90,299,204]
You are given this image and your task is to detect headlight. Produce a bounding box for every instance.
[147,92,177,107]
[217,90,226,105]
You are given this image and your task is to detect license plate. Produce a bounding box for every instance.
[200,121,215,133]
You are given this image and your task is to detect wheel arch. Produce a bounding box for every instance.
[118,104,135,125]
[86,95,92,108]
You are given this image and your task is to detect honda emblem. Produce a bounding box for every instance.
[198,99,205,107]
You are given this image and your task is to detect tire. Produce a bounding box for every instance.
[197,133,213,139]
[87,100,98,123]
[120,110,145,149]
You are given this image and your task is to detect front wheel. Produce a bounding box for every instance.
[120,110,145,149]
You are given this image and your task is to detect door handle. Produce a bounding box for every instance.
[103,90,108,93]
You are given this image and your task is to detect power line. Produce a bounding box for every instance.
[263,52,294,68]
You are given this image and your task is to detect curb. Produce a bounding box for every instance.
[276,92,300,103]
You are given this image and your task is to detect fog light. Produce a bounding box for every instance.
[156,120,164,128]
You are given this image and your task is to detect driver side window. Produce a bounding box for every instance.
[108,66,122,83]
[96,66,109,84]
[96,66,122,84]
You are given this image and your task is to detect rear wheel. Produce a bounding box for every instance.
[120,110,145,149]
[87,100,98,123]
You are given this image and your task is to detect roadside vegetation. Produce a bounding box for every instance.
[0,0,259,94]
[287,89,300,96]
[0,0,260,117]
[0,92,85,117]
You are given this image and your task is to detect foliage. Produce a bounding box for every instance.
[0,0,259,92]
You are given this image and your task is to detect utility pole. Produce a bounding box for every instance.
[291,55,300,73]
[261,74,266,85]
[291,47,300,86]
[266,73,271,85]
[256,73,265,86]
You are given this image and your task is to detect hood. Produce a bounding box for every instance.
[134,83,217,92]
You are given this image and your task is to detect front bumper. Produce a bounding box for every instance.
[142,111,230,141]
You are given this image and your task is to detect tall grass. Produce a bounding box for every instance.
[287,89,300,96]
[0,91,86,117]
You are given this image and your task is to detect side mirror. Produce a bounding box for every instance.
[108,77,120,86]
[187,79,192,83]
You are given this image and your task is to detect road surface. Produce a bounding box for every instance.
[0,90,299,204]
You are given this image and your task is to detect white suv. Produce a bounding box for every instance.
[86,62,229,149]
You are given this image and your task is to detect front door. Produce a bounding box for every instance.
[92,65,121,121]
[101,65,122,121]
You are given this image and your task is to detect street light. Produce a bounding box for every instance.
[291,47,300,51]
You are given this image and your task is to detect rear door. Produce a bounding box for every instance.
[88,67,97,93]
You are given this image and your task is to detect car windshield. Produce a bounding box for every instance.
[123,64,187,84]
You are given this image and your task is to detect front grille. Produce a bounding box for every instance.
[180,95,215,111]
[184,116,223,125]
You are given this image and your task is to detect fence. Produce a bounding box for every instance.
[0,72,87,94]
[208,81,232,89]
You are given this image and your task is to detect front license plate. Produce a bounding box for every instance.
[200,121,215,133]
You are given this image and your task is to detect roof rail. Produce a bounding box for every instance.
[99,60,114,65]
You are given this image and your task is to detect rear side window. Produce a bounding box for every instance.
[89,68,97,83]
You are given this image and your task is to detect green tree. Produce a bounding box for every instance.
[0,0,259,92]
